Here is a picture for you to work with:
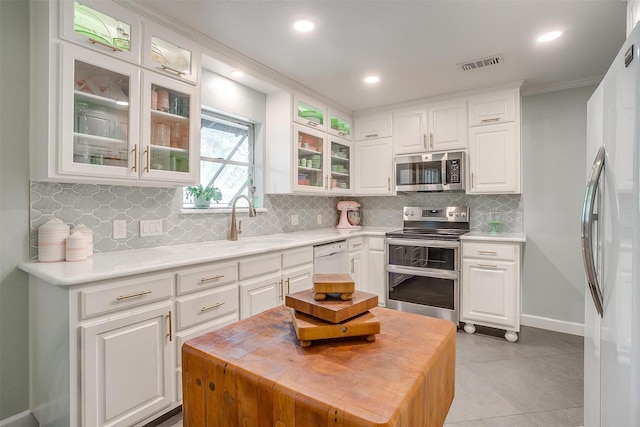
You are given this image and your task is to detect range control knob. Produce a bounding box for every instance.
[455,212,460,217]
[448,211,454,217]
[461,212,467,217]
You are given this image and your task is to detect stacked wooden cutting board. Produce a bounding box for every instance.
[285,273,380,347]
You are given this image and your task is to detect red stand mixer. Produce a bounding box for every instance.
[336,201,362,229]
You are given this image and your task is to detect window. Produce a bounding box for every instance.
[186,109,255,208]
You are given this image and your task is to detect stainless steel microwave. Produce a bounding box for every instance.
[394,151,465,192]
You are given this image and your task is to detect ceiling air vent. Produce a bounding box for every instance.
[458,54,504,71]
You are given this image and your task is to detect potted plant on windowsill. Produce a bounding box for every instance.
[186,185,222,209]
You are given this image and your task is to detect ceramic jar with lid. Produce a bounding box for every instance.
[72,223,93,258]
[65,231,88,262]
[38,218,70,262]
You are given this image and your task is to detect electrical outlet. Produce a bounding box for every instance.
[317,214,322,225]
[113,220,127,239]
[140,219,163,237]
[291,214,299,226]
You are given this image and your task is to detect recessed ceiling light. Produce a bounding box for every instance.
[231,70,245,78]
[537,31,562,43]
[364,75,380,84]
[293,18,315,33]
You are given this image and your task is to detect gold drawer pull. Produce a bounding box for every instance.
[88,37,123,53]
[481,117,501,123]
[167,311,173,342]
[201,302,225,312]
[161,64,186,76]
[478,264,498,269]
[365,133,378,138]
[116,290,151,301]
[307,120,319,127]
[477,251,498,255]
[200,274,224,283]
[352,243,362,248]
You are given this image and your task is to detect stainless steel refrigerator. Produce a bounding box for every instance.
[582,24,640,427]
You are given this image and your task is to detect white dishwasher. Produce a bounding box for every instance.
[313,241,349,274]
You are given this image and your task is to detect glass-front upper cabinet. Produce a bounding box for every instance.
[141,72,200,183]
[293,94,326,131]
[328,109,352,140]
[60,44,141,179]
[294,124,326,193]
[328,137,353,194]
[60,1,142,64]
[142,21,200,85]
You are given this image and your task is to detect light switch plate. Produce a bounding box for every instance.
[113,220,127,239]
[291,214,299,225]
[140,219,163,237]
[317,214,322,225]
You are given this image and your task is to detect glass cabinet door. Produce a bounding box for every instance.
[141,72,199,183]
[328,110,352,140]
[60,45,140,179]
[293,95,326,131]
[142,21,200,84]
[61,1,141,63]
[294,124,326,193]
[328,138,353,193]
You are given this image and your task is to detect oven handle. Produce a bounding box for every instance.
[385,238,460,249]
[385,264,459,280]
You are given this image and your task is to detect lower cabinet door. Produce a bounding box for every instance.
[240,272,281,319]
[282,264,314,298]
[349,251,363,289]
[81,303,173,427]
[461,259,516,328]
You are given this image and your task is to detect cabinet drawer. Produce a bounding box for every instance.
[175,313,237,367]
[348,237,364,252]
[463,242,517,261]
[79,273,173,319]
[282,246,313,269]
[176,284,238,331]
[176,261,238,295]
[368,237,385,251]
[238,253,281,280]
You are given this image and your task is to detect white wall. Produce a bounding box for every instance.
[0,0,31,420]
[521,85,596,332]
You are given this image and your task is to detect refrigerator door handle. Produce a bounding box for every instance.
[581,145,605,317]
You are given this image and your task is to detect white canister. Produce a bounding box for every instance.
[72,223,93,258]
[38,218,70,262]
[66,231,88,262]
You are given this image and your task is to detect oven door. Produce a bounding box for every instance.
[385,238,459,324]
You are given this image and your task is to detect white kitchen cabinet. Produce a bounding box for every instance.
[240,272,282,319]
[328,108,353,140]
[142,19,200,85]
[427,99,468,151]
[60,0,142,64]
[468,89,517,126]
[461,240,521,342]
[393,107,428,154]
[354,138,394,195]
[281,246,314,296]
[266,92,354,195]
[366,237,386,306]
[468,122,520,193]
[348,237,365,289]
[82,303,174,427]
[354,112,393,140]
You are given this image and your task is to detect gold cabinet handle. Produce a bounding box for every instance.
[161,64,186,77]
[131,144,137,173]
[430,132,434,149]
[201,302,225,312]
[478,251,498,255]
[423,133,427,149]
[200,274,224,283]
[115,290,151,301]
[144,146,150,173]
[167,311,173,342]
[279,280,283,300]
[365,133,378,138]
[306,120,319,127]
[481,117,500,123]
[478,264,498,269]
[325,175,329,190]
[388,177,391,191]
[88,37,123,52]
[350,258,355,274]
[286,277,291,295]
[471,172,475,188]
[352,243,362,248]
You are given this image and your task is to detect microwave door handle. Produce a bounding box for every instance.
[441,162,447,186]
[581,145,605,317]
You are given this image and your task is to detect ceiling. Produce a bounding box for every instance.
[141,1,627,112]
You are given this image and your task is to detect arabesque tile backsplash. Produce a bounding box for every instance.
[30,181,522,259]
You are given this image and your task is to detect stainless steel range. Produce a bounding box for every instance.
[385,206,469,325]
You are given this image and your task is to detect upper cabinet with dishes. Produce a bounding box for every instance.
[31,0,201,187]
[393,99,467,155]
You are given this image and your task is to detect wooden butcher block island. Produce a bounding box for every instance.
[182,305,456,427]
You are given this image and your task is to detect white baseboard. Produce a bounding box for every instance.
[520,313,584,336]
[0,411,38,427]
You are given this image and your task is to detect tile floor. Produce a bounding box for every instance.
[151,325,584,427]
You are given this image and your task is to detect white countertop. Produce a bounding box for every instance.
[19,227,395,286]
[460,231,527,243]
